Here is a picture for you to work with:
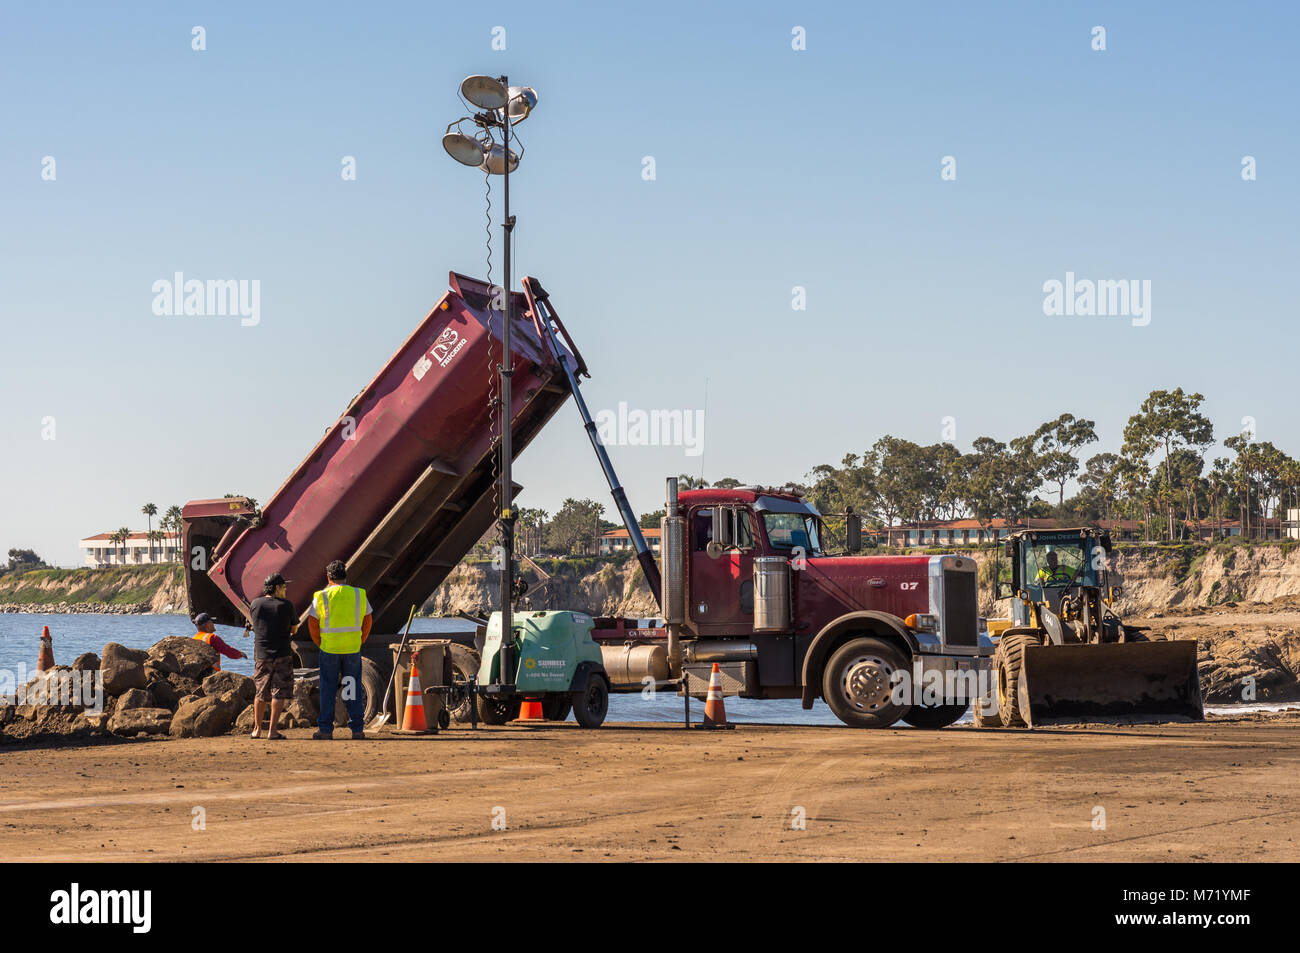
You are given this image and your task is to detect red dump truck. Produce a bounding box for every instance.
[183,273,993,728]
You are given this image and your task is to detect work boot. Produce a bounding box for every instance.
[311,730,333,740]
[350,729,366,740]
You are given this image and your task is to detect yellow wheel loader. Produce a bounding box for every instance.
[979,528,1202,728]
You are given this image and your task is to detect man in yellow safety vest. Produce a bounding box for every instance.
[307,560,372,740]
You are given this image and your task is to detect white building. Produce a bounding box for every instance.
[597,527,662,556]
[79,531,180,568]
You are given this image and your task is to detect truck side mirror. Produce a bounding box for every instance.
[1004,540,1015,557]
[1100,532,1113,553]
[713,506,733,549]
[995,581,1014,600]
[846,510,862,554]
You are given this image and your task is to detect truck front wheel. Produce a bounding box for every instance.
[822,637,910,729]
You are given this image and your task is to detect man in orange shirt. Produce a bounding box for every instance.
[193,612,247,671]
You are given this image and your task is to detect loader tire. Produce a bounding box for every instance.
[822,637,911,729]
[994,632,1041,728]
[901,702,969,729]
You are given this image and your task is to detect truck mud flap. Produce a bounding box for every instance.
[1020,640,1203,727]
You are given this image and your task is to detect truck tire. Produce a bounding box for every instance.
[994,632,1041,728]
[572,673,608,729]
[901,702,969,729]
[542,696,572,721]
[477,695,518,725]
[822,637,911,729]
[334,656,384,726]
[446,644,481,724]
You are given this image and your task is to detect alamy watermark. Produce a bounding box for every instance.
[2,664,104,713]
[595,401,704,457]
[1042,272,1150,327]
[152,272,260,327]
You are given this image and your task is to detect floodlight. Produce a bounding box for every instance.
[498,86,538,125]
[460,74,508,110]
[480,144,520,175]
[443,131,488,166]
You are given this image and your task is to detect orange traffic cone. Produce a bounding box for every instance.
[516,697,545,721]
[37,626,55,672]
[702,662,729,727]
[400,662,431,733]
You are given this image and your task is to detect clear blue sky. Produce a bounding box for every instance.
[3,1,1296,566]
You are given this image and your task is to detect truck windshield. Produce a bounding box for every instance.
[763,513,821,554]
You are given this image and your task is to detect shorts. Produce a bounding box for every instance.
[254,656,294,701]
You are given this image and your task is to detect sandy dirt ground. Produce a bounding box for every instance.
[1,713,1298,862]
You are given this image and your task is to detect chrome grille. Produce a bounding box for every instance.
[942,570,978,647]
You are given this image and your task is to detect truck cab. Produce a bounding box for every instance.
[661,485,994,728]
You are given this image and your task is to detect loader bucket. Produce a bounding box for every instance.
[1020,640,1203,727]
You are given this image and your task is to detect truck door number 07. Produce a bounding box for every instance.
[900,582,919,590]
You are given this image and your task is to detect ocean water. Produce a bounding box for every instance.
[0,612,846,725]
[2,613,1287,725]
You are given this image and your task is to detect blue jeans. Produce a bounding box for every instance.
[318,651,364,733]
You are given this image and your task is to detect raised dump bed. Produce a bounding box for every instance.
[182,272,583,637]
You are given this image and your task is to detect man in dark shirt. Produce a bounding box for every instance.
[248,573,297,739]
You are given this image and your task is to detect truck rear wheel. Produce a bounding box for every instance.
[477,695,518,725]
[901,702,969,729]
[542,696,572,721]
[822,637,910,729]
[333,656,384,727]
[994,632,1041,728]
[572,673,608,729]
[446,644,481,724]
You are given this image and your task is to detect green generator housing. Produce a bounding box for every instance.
[478,609,605,693]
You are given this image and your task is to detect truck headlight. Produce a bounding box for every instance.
[904,613,938,633]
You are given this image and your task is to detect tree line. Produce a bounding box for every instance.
[806,388,1300,542]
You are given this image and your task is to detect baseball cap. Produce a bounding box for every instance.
[193,612,213,627]
[264,572,289,588]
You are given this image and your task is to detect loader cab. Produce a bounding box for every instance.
[1000,529,1110,626]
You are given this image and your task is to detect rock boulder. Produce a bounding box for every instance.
[108,707,173,737]
[115,687,151,712]
[169,690,244,738]
[101,643,148,696]
[148,637,218,681]
[200,670,255,709]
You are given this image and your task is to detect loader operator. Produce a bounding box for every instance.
[307,559,372,740]
[1035,550,1074,587]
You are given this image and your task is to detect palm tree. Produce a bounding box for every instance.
[164,505,184,560]
[107,530,123,567]
[115,526,132,565]
[141,503,158,561]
